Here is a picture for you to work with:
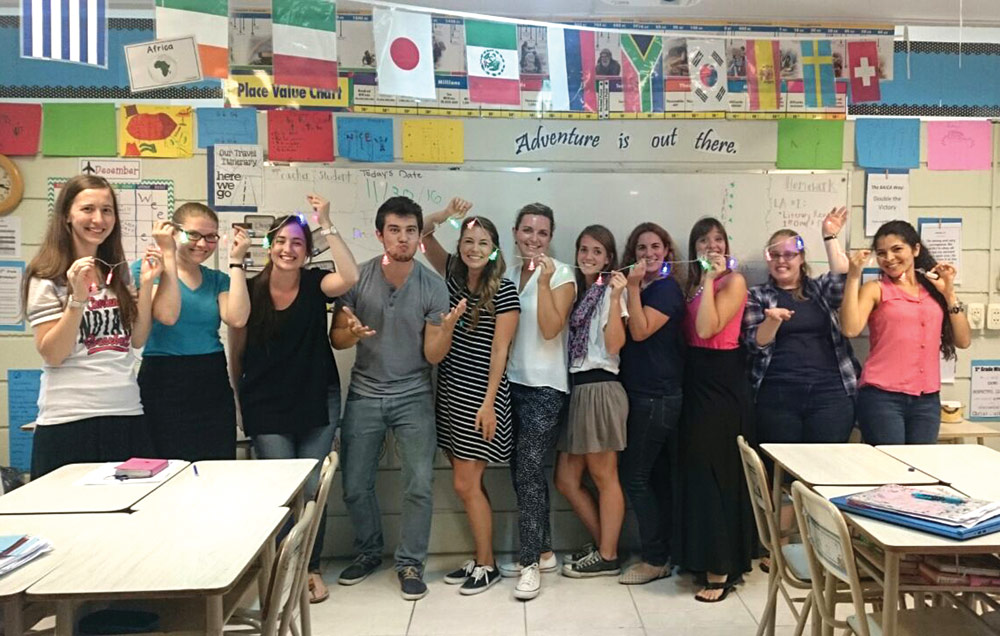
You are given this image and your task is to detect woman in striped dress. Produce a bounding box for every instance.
[423,200,520,595]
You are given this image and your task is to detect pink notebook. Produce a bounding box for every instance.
[114,458,168,479]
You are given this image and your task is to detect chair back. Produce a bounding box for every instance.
[262,502,315,636]
[790,481,870,636]
[737,437,779,557]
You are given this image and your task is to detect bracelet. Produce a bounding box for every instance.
[67,297,87,309]
[823,235,838,241]
[229,262,246,270]
[320,226,338,237]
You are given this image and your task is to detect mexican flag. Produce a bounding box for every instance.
[465,20,520,105]
[272,0,338,90]
[155,0,229,78]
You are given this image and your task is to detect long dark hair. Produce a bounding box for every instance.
[574,225,619,304]
[23,175,136,329]
[448,216,506,330]
[873,220,956,360]
[622,222,685,289]
[685,216,731,298]
[247,215,313,342]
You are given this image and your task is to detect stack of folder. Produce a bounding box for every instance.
[0,534,52,577]
[830,484,1000,540]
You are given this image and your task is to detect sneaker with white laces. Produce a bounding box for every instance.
[514,563,541,600]
[398,566,428,601]
[499,552,558,578]
[563,542,596,566]
[444,559,476,585]
[459,564,501,595]
[562,550,621,578]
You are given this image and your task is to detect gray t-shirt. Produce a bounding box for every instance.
[340,256,449,397]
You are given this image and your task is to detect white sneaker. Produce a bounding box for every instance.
[499,553,558,578]
[514,563,541,600]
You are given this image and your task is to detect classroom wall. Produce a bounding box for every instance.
[2,115,999,557]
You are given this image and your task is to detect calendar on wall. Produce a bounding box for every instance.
[48,178,175,263]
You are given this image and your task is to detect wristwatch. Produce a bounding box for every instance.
[320,226,338,237]
[949,301,966,314]
[229,262,246,270]
[823,234,838,241]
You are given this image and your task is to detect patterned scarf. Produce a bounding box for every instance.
[568,280,607,365]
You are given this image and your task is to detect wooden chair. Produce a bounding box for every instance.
[229,502,317,636]
[737,436,813,636]
[295,452,339,636]
[790,481,995,636]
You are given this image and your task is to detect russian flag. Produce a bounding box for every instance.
[547,27,597,112]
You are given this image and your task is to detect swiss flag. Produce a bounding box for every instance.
[373,8,436,100]
[847,41,881,103]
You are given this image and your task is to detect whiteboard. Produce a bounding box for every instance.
[260,166,849,284]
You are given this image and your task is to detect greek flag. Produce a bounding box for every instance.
[21,0,107,68]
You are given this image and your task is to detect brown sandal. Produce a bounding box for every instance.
[308,573,330,604]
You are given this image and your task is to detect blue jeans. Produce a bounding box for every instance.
[856,386,940,444]
[755,379,855,444]
[340,389,436,570]
[252,386,340,572]
[619,391,682,567]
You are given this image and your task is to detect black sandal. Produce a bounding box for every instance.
[694,581,733,603]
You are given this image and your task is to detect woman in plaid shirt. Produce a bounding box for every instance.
[742,207,859,447]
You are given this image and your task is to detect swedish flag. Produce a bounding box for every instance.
[801,40,836,108]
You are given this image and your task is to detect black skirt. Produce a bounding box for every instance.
[31,414,152,479]
[676,347,757,578]
[138,352,236,462]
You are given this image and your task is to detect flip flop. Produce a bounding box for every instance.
[694,581,733,603]
[308,574,330,604]
[759,557,771,574]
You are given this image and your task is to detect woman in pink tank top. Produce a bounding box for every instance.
[840,221,971,444]
[676,218,756,603]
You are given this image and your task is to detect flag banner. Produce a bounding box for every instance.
[687,39,727,111]
[155,0,228,78]
[373,8,435,99]
[800,40,836,108]
[620,34,664,113]
[272,0,338,90]
[465,20,520,105]
[547,27,596,112]
[847,40,881,103]
[21,0,107,68]
[746,39,781,111]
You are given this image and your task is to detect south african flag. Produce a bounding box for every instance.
[621,34,664,113]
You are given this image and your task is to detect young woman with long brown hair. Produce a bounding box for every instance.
[24,174,166,478]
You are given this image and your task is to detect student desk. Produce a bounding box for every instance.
[0,462,189,515]
[938,420,1000,445]
[815,486,1000,636]
[0,514,127,636]
[760,443,939,516]
[131,458,317,515]
[25,507,289,636]
[876,444,1000,486]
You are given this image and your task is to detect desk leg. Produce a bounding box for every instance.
[294,491,305,519]
[770,465,784,534]
[3,599,25,636]
[206,595,224,635]
[977,436,985,446]
[882,552,900,636]
[259,541,276,606]
[54,601,77,636]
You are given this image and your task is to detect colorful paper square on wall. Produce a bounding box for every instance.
[119,105,194,157]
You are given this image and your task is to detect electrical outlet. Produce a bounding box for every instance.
[988,304,1000,330]
[968,303,985,330]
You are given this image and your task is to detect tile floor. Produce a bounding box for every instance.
[306,555,810,636]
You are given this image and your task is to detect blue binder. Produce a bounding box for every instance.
[831,495,1000,540]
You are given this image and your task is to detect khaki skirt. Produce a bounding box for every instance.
[558,371,629,454]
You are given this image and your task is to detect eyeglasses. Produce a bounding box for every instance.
[181,230,220,244]
[767,251,801,262]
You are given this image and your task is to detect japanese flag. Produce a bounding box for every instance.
[373,8,436,100]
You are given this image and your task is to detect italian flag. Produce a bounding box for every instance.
[155,0,229,79]
[272,0,338,90]
[465,20,519,105]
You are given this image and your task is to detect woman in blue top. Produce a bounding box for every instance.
[132,202,251,461]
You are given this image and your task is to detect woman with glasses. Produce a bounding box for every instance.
[228,194,359,603]
[742,208,858,447]
[130,202,251,461]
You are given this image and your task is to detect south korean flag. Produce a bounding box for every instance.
[687,39,727,111]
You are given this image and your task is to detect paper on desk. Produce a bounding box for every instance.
[0,535,52,577]
[75,459,186,486]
